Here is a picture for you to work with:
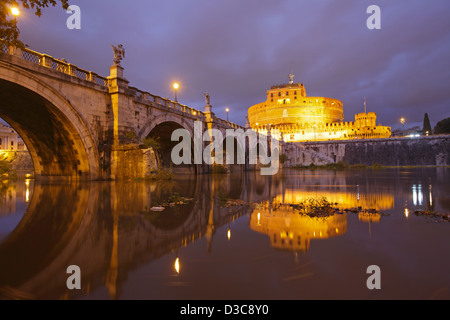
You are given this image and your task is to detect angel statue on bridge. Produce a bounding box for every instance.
[204,92,211,105]
[111,44,125,66]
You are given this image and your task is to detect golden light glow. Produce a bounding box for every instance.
[227,228,231,240]
[226,108,229,112]
[11,7,20,16]
[400,117,405,124]
[174,257,180,274]
[404,208,409,218]
[173,83,179,90]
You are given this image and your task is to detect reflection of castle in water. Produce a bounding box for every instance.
[276,191,394,212]
[250,202,347,253]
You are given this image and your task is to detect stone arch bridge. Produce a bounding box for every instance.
[0,44,271,180]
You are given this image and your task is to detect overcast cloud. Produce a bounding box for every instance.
[16,0,450,129]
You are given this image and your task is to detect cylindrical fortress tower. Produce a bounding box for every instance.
[248,81,343,130]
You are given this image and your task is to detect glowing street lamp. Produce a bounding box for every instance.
[173,82,179,102]
[226,108,229,122]
[10,7,20,16]
[400,117,405,136]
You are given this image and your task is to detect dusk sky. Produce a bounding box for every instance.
[15,0,450,129]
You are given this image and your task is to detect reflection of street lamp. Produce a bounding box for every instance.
[400,117,405,136]
[226,108,229,122]
[174,257,180,274]
[173,82,179,102]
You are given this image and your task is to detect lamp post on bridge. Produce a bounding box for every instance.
[173,82,179,102]
[226,108,229,122]
[400,117,405,136]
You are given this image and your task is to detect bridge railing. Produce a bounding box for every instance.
[1,44,109,87]
[0,43,9,54]
[129,86,205,119]
[214,117,243,130]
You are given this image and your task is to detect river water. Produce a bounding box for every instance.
[0,167,449,300]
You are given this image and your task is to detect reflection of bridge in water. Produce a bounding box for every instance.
[0,172,279,299]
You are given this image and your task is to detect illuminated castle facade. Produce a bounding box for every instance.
[247,75,391,142]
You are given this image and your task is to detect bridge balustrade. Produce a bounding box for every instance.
[1,43,109,88]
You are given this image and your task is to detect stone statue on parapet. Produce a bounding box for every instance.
[288,73,295,84]
[204,92,211,105]
[111,44,125,66]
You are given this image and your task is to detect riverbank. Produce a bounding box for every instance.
[0,151,34,180]
[290,162,450,170]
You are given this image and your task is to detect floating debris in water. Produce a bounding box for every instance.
[155,193,194,207]
[414,210,450,222]
[150,207,165,212]
[224,199,250,207]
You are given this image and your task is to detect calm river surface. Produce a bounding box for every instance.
[0,168,449,300]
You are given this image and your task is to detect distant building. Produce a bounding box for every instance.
[247,75,391,142]
[391,126,422,137]
[0,122,27,151]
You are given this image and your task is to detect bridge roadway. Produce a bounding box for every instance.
[0,44,260,181]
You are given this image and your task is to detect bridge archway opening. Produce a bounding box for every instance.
[220,135,246,174]
[146,121,196,174]
[0,79,94,180]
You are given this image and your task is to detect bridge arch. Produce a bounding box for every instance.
[139,114,196,171]
[0,62,100,180]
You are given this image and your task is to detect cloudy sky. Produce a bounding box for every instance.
[15,0,450,129]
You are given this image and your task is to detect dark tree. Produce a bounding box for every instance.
[422,113,432,135]
[434,117,450,134]
[1,0,69,48]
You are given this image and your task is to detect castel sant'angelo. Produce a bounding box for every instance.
[247,74,391,142]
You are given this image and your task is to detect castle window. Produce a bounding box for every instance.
[271,93,273,97]
[286,91,289,96]
[294,91,297,95]
[278,92,281,97]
